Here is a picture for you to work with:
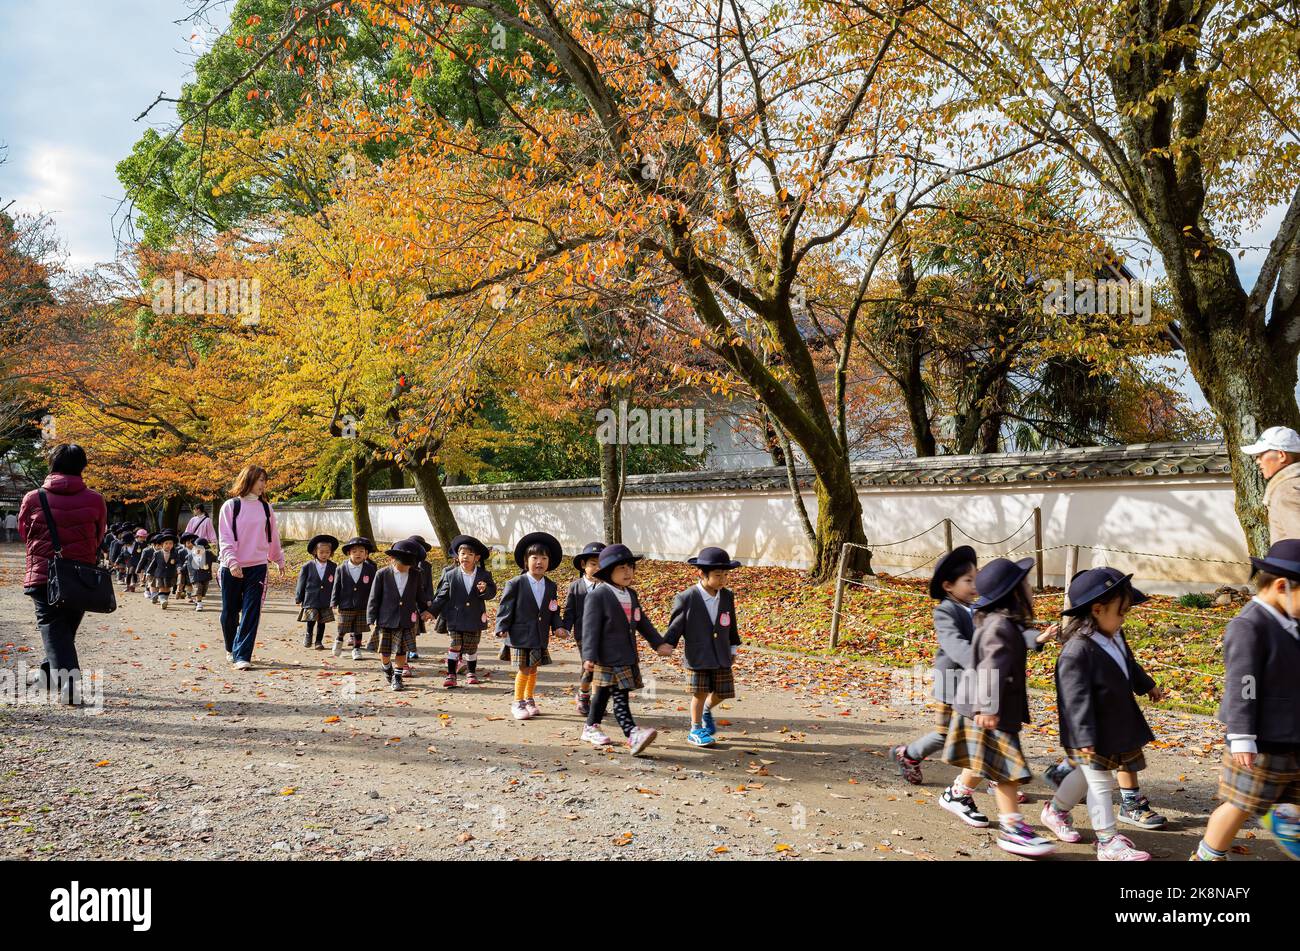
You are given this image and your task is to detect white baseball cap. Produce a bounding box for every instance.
[1242,426,1300,455]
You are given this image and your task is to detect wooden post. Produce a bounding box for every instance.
[1063,545,1079,612]
[943,518,953,553]
[1033,507,1044,591]
[829,543,851,651]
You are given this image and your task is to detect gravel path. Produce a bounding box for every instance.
[0,544,1272,861]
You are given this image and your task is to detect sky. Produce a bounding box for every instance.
[0,2,1289,419]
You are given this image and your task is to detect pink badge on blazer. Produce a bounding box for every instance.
[362,575,370,583]
[549,599,559,611]
[410,611,418,623]
[720,612,731,627]
[634,607,642,622]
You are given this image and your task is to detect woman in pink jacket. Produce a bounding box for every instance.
[18,443,107,703]
[217,465,286,669]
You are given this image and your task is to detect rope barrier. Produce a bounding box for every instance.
[951,511,1037,547]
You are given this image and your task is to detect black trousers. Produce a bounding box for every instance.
[27,588,84,699]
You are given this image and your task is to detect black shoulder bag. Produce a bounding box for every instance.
[36,489,117,614]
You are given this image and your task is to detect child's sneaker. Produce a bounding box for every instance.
[332,640,343,657]
[939,787,990,827]
[1040,802,1083,843]
[195,603,203,612]
[582,724,613,746]
[997,818,1057,858]
[575,692,590,716]
[511,700,530,720]
[1043,761,1072,790]
[159,599,168,610]
[1260,804,1300,860]
[382,665,394,685]
[457,658,468,674]
[627,726,658,756]
[467,672,480,685]
[1117,796,1167,829]
[1097,834,1150,861]
[351,648,362,660]
[226,651,234,663]
[700,706,717,736]
[408,650,419,660]
[892,745,924,785]
[687,726,715,747]
[524,698,539,717]
[986,781,1027,804]
[443,675,457,688]
[390,672,404,691]
[302,631,313,648]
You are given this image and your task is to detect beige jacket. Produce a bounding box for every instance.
[1265,462,1300,544]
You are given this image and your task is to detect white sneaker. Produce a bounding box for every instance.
[226,651,234,663]
[332,641,342,657]
[351,648,362,660]
[159,600,168,610]
[195,603,203,612]
[511,701,530,720]
[1097,833,1150,861]
[233,660,251,671]
[582,724,613,746]
[627,726,658,756]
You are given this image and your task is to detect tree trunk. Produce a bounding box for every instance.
[162,496,183,534]
[599,424,623,543]
[409,459,461,553]
[351,455,377,542]
[812,466,871,579]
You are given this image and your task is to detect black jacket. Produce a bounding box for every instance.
[135,547,157,576]
[366,566,430,631]
[411,560,435,633]
[495,573,560,650]
[331,559,377,612]
[1055,631,1156,754]
[581,583,664,668]
[150,546,184,586]
[431,564,497,632]
[1219,600,1300,746]
[188,547,216,583]
[953,612,1031,732]
[561,577,598,645]
[663,585,739,670]
[295,559,337,611]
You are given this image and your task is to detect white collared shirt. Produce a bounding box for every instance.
[345,561,363,582]
[1089,631,1129,680]
[461,568,477,595]
[314,559,328,579]
[394,569,409,597]
[527,573,546,608]
[696,581,721,624]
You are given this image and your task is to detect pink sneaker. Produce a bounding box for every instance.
[582,724,613,746]
[1098,833,1150,861]
[627,726,658,756]
[524,698,539,717]
[511,701,529,720]
[1040,802,1083,843]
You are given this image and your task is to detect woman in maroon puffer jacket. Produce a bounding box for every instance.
[18,443,106,704]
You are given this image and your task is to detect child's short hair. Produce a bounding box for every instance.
[525,543,550,559]
[1061,585,1131,641]
[943,560,976,585]
[1253,568,1285,591]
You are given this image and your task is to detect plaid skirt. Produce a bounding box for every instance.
[940,713,1032,784]
[687,667,735,700]
[449,631,482,653]
[1218,750,1300,817]
[513,646,552,669]
[933,702,954,735]
[378,627,418,656]
[337,610,369,635]
[1067,748,1147,772]
[299,606,335,624]
[591,664,643,690]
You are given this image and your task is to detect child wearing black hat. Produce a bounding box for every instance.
[495,532,567,719]
[331,537,377,659]
[431,534,497,687]
[178,533,198,602]
[188,538,217,612]
[1193,540,1300,862]
[663,546,743,747]
[939,556,1057,857]
[580,544,673,755]
[1038,567,1162,860]
[138,535,162,603]
[367,540,433,691]
[149,533,183,609]
[563,542,606,715]
[894,546,979,785]
[403,535,435,661]
[296,534,339,649]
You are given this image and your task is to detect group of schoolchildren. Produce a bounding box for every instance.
[892,542,1300,862]
[102,521,217,610]
[289,530,742,758]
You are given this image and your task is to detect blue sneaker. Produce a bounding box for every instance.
[700,706,717,736]
[1260,805,1300,860]
[687,726,715,747]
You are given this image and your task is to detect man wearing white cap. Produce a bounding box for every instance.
[1242,426,1300,544]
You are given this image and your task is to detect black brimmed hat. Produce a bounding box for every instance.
[687,546,741,571]
[1062,567,1148,617]
[514,531,562,570]
[180,532,198,544]
[155,531,177,544]
[929,545,977,600]
[308,534,340,554]
[340,536,376,555]
[573,541,606,571]
[449,534,490,561]
[404,535,431,558]
[973,557,1035,610]
[594,543,643,581]
[1251,539,1300,582]
[385,539,424,564]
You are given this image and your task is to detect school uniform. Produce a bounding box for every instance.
[150,546,185,591]
[188,546,216,597]
[495,572,561,668]
[295,558,337,624]
[942,611,1034,784]
[367,566,428,656]
[332,558,377,641]
[1055,629,1156,771]
[431,564,497,654]
[1217,598,1300,816]
[580,583,664,689]
[177,545,194,595]
[663,583,740,700]
[135,546,158,585]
